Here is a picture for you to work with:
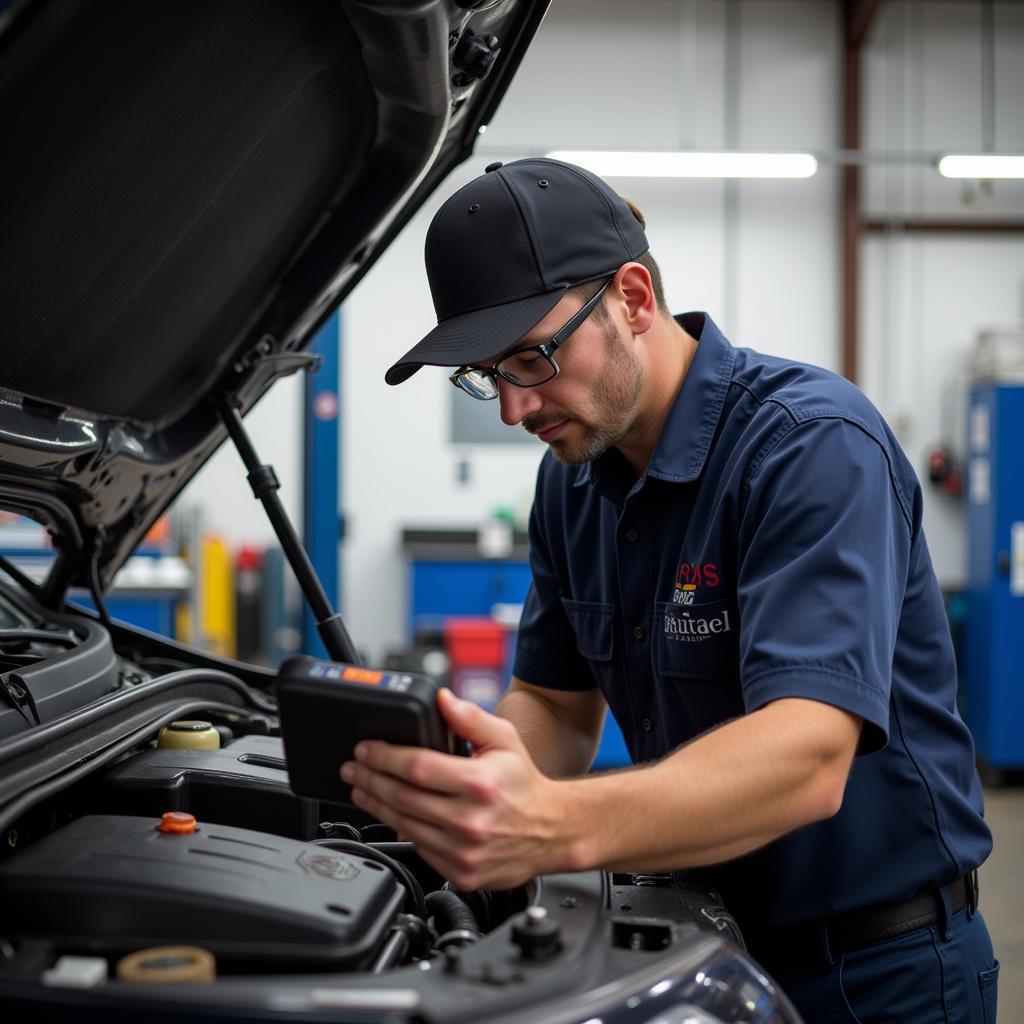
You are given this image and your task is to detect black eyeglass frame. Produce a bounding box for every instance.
[448,276,614,400]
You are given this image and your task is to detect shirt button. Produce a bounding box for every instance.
[633,625,646,641]
[625,529,638,542]
[642,717,653,732]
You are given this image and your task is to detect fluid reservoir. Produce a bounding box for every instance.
[157,720,220,750]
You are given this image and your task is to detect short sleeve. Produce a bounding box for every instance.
[513,461,598,691]
[737,417,911,753]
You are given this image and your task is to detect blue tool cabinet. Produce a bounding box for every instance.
[963,381,1024,771]
[403,528,629,769]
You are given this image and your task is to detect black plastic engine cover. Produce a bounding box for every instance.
[0,814,403,967]
[96,735,324,840]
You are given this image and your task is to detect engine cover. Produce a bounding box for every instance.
[96,735,324,840]
[0,814,403,968]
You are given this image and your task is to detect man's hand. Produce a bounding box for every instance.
[340,689,575,890]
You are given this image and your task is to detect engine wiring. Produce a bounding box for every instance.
[313,837,427,921]
[0,694,268,834]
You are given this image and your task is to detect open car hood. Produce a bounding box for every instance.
[0,0,548,598]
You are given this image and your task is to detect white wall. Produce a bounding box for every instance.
[860,0,1024,585]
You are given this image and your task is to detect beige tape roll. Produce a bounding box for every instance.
[116,946,216,984]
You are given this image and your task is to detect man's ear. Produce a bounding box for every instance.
[612,262,657,337]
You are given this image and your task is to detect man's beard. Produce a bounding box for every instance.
[524,318,644,465]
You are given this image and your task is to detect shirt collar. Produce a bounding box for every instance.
[574,312,736,494]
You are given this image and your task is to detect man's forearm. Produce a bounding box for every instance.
[496,684,603,778]
[551,698,862,874]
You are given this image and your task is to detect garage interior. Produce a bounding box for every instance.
[1,0,1020,1016]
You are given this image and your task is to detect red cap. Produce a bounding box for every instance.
[157,811,197,834]
[236,545,262,571]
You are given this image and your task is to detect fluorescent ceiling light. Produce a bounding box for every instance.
[938,154,1024,179]
[546,149,818,179]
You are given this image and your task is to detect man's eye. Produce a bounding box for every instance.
[510,352,541,369]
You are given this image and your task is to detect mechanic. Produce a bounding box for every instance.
[342,158,998,1022]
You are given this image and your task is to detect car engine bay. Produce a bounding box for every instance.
[0,585,521,976]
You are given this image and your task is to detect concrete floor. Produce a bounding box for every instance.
[982,786,1023,1022]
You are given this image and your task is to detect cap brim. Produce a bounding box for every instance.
[385,288,567,385]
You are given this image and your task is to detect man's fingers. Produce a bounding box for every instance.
[345,761,456,824]
[347,741,468,795]
[438,688,518,752]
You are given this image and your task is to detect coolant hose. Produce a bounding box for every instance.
[425,889,481,936]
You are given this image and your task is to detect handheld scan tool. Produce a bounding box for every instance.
[276,657,469,804]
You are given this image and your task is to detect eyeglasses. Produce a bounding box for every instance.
[449,276,614,401]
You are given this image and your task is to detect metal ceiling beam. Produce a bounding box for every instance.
[864,219,1024,234]
[848,0,882,51]
[841,0,882,385]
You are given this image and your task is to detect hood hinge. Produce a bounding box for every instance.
[0,672,40,727]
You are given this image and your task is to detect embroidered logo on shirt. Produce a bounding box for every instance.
[672,562,720,605]
[663,608,732,641]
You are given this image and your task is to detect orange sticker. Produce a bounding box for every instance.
[342,667,384,685]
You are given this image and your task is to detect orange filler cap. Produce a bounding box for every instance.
[157,811,197,834]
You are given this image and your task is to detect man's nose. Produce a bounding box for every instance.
[497,376,543,426]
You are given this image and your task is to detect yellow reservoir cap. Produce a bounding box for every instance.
[116,946,216,984]
[157,720,220,750]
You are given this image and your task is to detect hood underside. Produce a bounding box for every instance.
[0,0,548,594]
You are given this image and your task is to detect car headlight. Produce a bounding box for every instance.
[636,946,798,1024]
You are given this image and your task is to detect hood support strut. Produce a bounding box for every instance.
[218,399,360,665]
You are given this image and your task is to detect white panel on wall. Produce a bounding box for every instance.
[862,1,1024,219]
[483,1,708,152]
[857,0,1024,587]
[735,0,839,150]
[732,172,841,369]
[861,235,1024,587]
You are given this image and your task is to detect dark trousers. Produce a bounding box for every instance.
[763,907,998,1023]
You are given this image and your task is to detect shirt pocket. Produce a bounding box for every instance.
[559,598,614,662]
[655,599,738,679]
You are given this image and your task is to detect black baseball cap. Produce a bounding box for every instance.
[385,158,649,385]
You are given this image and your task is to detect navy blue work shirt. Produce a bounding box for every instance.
[513,312,991,929]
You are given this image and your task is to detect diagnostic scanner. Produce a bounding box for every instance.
[276,657,469,804]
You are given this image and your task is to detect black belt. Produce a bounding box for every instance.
[745,873,978,968]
